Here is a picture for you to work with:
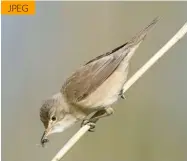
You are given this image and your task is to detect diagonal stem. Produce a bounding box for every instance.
[51,21,187,161]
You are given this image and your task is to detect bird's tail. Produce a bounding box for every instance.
[128,17,159,46]
[124,17,159,61]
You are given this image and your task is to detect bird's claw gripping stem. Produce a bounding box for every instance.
[81,119,96,132]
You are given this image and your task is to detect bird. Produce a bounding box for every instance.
[40,17,158,147]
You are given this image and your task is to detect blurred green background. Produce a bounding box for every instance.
[2,2,187,161]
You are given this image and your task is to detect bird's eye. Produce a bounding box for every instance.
[51,116,56,121]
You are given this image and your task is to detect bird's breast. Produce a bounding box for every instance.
[78,60,129,109]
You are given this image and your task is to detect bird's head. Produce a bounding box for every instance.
[40,93,79,146]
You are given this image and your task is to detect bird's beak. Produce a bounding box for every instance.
[40,125,52,147]
[40,115,79,146]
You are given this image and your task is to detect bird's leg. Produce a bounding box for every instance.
[81,107,114,132]
[90,107,114,121]
[119,89,126,99]
[81,110,105,132]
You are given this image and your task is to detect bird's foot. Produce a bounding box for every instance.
[81,119,96,132]
[121,94,126,99]
[120,90,126,99]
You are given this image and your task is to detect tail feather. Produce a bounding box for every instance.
[128,17,159,46]
[123,17,159,61]
[85,17,159,65]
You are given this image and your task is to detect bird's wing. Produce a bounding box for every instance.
[61,17,158,103]
[61,44,129,103]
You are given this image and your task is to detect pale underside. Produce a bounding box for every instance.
[40,18,158,139]
[61,17,158,111]
[61,43,140,111]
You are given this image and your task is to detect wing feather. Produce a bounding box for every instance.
[61,17,158,104]
[61,48,128,103]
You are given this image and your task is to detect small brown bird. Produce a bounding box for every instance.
[40,17,158,146]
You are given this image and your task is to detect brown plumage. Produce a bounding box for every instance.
[40,17,159,146]
[61,17,158,104]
